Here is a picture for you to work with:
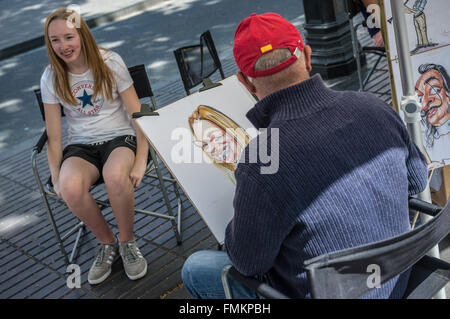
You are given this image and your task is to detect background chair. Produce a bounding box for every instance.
[173,30,225,95]
[31,64,183,266]
[346,0,387,92]
[222,198,450,299]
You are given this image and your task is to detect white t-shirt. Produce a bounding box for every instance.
[40,50,135,145]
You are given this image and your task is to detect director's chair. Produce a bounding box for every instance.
[31,64,183,266]
[173,30,225,95]
[222,198,450,299]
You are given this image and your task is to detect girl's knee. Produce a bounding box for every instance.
[103,170,130,193]
[59,177,85,203]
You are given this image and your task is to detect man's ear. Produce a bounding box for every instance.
[303,45,312,73]
[236,71,257,94]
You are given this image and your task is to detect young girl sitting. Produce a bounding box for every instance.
[41,7,149,285]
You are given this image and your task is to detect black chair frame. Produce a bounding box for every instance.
[346,0,387,92]
[222,198,450,299]
[173,30,225,95]
[31,64,183,266]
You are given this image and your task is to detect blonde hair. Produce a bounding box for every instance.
[188,105,250,172]
[44,8,115,105]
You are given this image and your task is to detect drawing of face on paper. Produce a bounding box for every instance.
[415,63,450,164]
[188,105,251,184]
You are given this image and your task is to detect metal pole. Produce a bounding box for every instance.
[390,0,446,299]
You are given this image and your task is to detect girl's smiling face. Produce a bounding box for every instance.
[48,19,84,68]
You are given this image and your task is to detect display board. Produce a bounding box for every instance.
[383,0,450,165]
[381,0,450,204]
[136,75,258,243]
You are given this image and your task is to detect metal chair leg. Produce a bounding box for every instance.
[149,146,183,245]
[32,150,70,265]
[221,265,233,299]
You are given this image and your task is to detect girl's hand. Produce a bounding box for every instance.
[130,160,147,188]
[53,179,62,198]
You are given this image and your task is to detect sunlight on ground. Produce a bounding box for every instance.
[23,84,40,93]
[0,129,11,150]
[151,0,202,16]
[103,25,118,32]
[0,213,40,235]
[99,40,125,49]
[21,4,44,12]
[147,60,169,70]
[0,60,19,77]
[203,0,222,6]
[0,99,23,113]
[153,36,170,43]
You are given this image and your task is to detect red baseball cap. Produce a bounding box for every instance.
[233,13,304,78]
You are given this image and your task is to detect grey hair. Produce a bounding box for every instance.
[254,48,293,71]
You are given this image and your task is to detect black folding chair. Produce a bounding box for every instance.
[31,64,183,266]
[222,198,450,299]
[173,30,225,95]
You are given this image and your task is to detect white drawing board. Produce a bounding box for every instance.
[136,75,258,243]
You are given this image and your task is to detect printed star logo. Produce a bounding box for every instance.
[77,90,94,108]
[71,80,103,116]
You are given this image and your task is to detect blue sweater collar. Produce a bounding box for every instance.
[246,74,338,129]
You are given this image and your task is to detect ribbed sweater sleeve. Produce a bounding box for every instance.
[405,130,428,195]
[225,167,294,276]
[377,100,428,195]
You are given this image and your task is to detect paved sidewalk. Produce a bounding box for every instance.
[0,0,164,60]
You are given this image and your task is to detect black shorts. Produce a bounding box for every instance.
[62,135,137,182]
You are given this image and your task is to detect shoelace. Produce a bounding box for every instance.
[94,244,114,266]
[94,245,106,266]
[124,243,139,263]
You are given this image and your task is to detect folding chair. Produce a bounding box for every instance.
[222,198,450,299]
[31,64,183,266]
[345,0,387,91]
[173,30,225,95]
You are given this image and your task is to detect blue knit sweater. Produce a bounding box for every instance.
[225,74,428,298]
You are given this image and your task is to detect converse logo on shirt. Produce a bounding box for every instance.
[71,80,104,116]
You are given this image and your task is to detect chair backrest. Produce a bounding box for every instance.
[127,64,154,100]
[304,199,450,299]
[173,30,225,95]
[34,64,155,121]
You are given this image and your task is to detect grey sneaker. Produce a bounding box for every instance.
[88,242,119,285]
[119,240,147,280]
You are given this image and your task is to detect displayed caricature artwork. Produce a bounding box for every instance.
[383,0,450,165]
[136,75,257,243]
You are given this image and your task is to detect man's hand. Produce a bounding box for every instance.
[372,31,384,47]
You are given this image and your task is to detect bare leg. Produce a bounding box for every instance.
[58,157,116,244]
[102,147,136,243]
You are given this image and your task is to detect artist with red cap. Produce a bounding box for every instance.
[182,13,427,299]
